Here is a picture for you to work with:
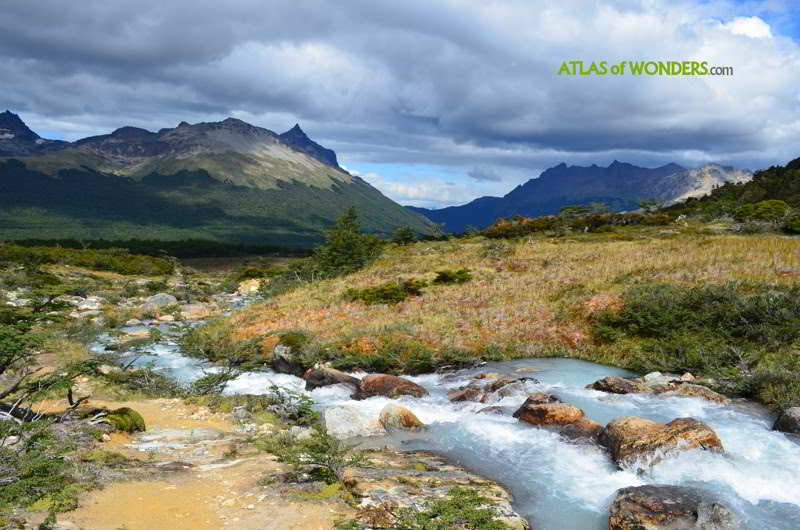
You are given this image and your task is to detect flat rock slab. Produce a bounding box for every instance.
[343,450,529,530]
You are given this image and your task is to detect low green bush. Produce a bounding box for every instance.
[0,421,77,513]
[344,279,427,305]
[257,426,364,484]
[189,369,240,395]
[593,282,800,408]
[480,240,515,259]
[782,213,800,234]
[733,199,790,222]
[180,319,263,366]
[101,367,184,397]
[482,212,672,239]
[432,268,472,285]
[0,244,173,275]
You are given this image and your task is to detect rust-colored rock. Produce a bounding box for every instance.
[608,485,737,530]
[447,382,485,402]
[599,417,724,469]
[513,400,585,426]
[378,403,425,431]
[353,374,428,400]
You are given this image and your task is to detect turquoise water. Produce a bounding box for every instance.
[96,326,800,529]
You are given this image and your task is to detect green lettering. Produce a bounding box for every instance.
[628,61,643,75]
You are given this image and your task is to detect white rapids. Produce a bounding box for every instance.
[95,326,800,529]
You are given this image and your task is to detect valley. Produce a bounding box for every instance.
[3,206,800,529]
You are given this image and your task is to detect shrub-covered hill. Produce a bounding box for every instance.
[664,156,800,224]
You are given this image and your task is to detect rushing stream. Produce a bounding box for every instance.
[92,322,800,529]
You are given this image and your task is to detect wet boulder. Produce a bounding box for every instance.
[303,365,361,391]
[490,377,538,399]
[658,383,730,404]
[448,376,537,403]
[522,392,561,405]
[586,376,642,394]
[608,484,737,530]
[599,417,724,470]
[773,407,800,434]
[513,400,585,427]
[353,374,428,400]
[477,405,513,415]
[447,381,485,402]
[378,403,425,431]
[558,418,604,442]
[324,406,385,439]
[271,343,306,377]
[587,374,730,404]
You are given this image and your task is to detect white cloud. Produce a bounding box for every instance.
[356,170,489,208]
[2,0,800,205]
[723,16,773,39]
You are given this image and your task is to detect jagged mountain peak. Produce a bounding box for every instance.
[283,123,308,138]
[0,110,39,140]
[279,122,339,168]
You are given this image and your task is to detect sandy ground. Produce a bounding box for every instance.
[38,398,352,530]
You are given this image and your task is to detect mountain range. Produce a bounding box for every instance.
[0,111,434,246]
[411,161,752,232]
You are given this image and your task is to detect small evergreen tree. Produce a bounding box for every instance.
[313,208,382,275]
[392,226,416,245]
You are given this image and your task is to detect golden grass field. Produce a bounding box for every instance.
[229,225,800,365]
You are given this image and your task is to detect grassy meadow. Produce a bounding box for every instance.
[221,223,800,407]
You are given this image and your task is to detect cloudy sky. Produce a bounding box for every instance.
[2,1,799,208]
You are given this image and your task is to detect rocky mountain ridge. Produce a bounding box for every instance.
[0,111,434,245]
[412,160,752,232]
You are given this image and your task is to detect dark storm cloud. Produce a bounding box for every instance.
[1,0,799,205]
[467,167,503,182]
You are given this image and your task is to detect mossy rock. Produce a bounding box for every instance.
[106,407,146,433]
[78,449,129,466]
